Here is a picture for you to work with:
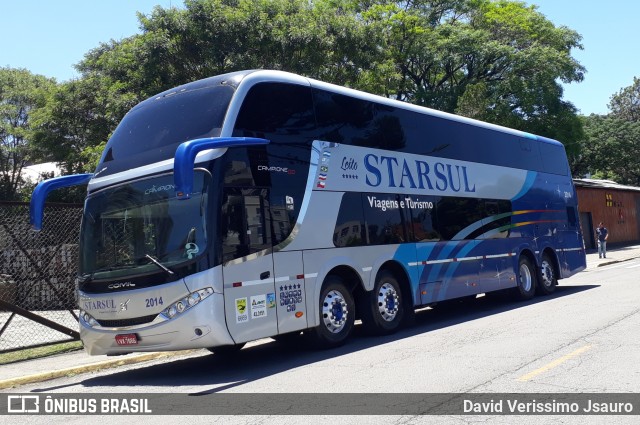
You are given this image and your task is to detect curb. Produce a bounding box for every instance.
[0,349,197,390]
[596,257,638,267]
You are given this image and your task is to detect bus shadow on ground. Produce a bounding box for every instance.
[35,284,598,393]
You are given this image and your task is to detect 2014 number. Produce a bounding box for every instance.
[145,297,164,308]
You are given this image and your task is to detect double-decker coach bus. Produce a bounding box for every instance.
[31,70,586,355]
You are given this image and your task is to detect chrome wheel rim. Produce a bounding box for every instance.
[322,289,348,333]
[519,263,532,292]
[377,282,399,322]
[541,260,554,288]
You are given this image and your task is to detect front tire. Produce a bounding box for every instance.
[513,256,537,301]
[305,275,355,349]
[360,270,405,335]
[537,253,557,295]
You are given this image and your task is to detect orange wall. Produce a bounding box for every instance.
[576,187,640,244]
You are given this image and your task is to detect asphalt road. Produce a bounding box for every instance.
[3,259,640,424]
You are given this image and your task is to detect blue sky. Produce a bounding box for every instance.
[1,0,637,116]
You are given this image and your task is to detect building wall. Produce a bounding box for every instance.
[576,186,640,246]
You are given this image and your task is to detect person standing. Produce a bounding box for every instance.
[596,222,609,258]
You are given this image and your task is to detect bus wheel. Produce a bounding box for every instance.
[537,253,557,295]
[513,256,537,301]
[306,275,355,348]
[207,342,246,357]
[360,270,404,335]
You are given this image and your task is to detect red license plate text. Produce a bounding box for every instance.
[115,333,138,346]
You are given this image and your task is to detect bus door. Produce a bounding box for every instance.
[221,188,278,344]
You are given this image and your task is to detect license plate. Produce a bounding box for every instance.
[115,333,138,346]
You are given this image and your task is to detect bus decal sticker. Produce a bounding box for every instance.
[313,141,532,200]
[235,298,248,323]
[250,295,267,319]
[316,148,334,188]
[185,242,199,259]
[266,293,276,308]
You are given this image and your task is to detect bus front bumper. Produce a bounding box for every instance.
[80,293,234,356]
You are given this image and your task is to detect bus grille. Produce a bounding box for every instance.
[96,314,158,328]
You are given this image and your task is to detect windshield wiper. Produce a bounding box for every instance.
[144,254,175,276]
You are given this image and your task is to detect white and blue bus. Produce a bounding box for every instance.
[31,70,586,355]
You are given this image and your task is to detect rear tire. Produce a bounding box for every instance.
[513,256,537,301]
[359,270,405,335]
[537,253,557,295]
[305,275,355,349]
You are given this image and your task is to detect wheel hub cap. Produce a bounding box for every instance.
[322,290,348,333]
[377,283,399,322]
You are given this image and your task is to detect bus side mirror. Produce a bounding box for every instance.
[173,137,270,200]
[30,173,93,231]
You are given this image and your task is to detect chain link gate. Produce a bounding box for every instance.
[0,202,83,353]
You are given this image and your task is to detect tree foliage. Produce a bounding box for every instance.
[31,0,587,178]
[0,67,54,201]
[356,0,585,149]
[608,76,640,123]
[574,115,640,185]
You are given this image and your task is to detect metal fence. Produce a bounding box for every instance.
[0,202,83,353]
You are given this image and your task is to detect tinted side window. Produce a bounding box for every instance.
[233,83,316,142]
[407,195,440,242]
[333,193,365,247]
[480,200,512,239]
[435,197,512,240]
[230,83,315,246]
[220,189,273,262]
[539,142,569,175]
[363,193,407,245]
[314,89,376,146]
[312,88,557,172]
[567,206,578,228]
[436,197,484,240]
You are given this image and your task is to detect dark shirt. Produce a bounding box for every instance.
[596,227,608,242]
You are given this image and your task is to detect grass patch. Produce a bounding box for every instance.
[0,341,83,365]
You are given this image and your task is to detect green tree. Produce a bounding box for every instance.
[32,77,117,175]
[37,0,587,174]
[77,0,371,99]
[574,114,640,185]
[608,76,640,122]
[0,67,55,201]
[358,0,585,151]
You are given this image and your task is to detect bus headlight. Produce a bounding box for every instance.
[80,310,99,328]
[161,287,214,320]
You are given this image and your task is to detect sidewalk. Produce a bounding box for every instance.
[584,243,640,270]
[2,244,640,390]
[0,349,201,390]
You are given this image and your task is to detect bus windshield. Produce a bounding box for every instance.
[79,171,211,280]
[95,83,235,177]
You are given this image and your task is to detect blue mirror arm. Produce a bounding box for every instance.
[30,173,93,231]
[174,137,270,200]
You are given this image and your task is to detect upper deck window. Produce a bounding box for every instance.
[96,84,235,177]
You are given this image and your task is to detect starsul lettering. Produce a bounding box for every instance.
[363,154,476,193]
[83,299,116,311]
